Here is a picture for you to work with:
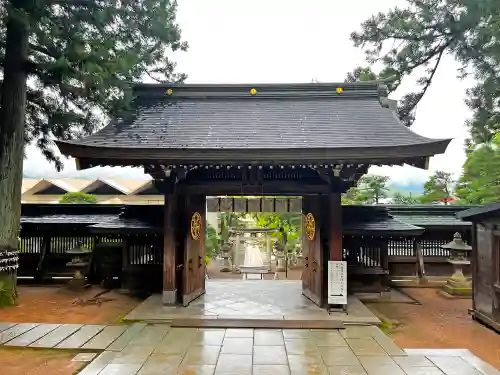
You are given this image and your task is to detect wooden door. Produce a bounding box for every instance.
[475,224,493,315]
[301,195,323,306]
[182,194,206,306]
[493,231,500,321]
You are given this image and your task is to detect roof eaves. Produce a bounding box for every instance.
[457,203,500,221]
[128,180,154,195]
[101,179,132,194]
[81,179,127,195]
[23,179,71,195]
[55,141,451,166]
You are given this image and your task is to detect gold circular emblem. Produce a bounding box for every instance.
[336,87,343,94]
[190,212,202,240]
[304,213,315,241]
[250,88,257,95]
[166,88,173,95]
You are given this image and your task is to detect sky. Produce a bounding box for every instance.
[23,0,474,186]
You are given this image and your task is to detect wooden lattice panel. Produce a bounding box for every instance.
[220,198,233,212]
[262,198,274,212]
[247,198,261,213]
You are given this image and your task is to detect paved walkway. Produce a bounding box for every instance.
[1,323,499,374]
[124,281,380,324]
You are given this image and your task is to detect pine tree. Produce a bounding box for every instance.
[0,0,186,306]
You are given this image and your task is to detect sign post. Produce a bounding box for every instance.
[327,260,347,312]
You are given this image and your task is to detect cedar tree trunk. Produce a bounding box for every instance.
[0,4,30,307]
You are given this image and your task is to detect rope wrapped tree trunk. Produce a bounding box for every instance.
[0,2,30,307]
[0,247,20,307]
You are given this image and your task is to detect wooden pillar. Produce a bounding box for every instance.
[329,193,342,261]
[162,193,177,305]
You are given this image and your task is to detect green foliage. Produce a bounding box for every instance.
[342,175,390,205]
[59,192,98,204]
[219,212,246,244]
[393,192,420,205]
[350,0,500,137]
[205,222,219,260]
[456,135,500,204]
[419,171,454,204]
[358,175,390,204]
[253,213,301,252]
[342,186,366,205]
[0,0,187,168]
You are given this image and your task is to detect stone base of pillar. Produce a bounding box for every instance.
[276,257,285,272]
[441,279,472,298]
[220,258,231,272]
[162,289,177,305]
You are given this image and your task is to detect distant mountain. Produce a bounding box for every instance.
[388,182,424,196]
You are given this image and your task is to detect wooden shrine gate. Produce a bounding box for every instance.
[182,195,206,306]
[163,193,207,306]
[301,196,323,306]
[165,192,342,308]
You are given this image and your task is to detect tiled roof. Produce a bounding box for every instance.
[386,205,477,228]
[21,214,117,225]
[56,82,451,165]
[456,203,500,221]
[391,214,470,228]
[343,206,424,236]
[344,217,424,236]
[21,178,156,197]
[88,218,161,233]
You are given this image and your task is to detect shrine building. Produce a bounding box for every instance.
[56,81,451,307]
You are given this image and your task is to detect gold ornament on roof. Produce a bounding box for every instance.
[166,88,173,95]
[336,87,343,94]
[190,212,202,240]
[304,213,316,241]
[250,88,257,95]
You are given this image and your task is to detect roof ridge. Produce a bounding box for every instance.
[132,82,387,100]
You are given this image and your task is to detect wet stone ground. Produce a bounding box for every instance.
[74,325,499,375]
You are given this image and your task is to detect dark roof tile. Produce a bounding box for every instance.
[56,82,450,164]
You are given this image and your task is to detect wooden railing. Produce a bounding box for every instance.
[17,233,163,284]
[16,231,465,285]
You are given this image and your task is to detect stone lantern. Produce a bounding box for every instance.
[441,232,472,297]
[219,241,232,272]
[66,241,92,289]
[273,240,286,272]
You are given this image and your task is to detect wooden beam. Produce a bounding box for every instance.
[177,181,330,195]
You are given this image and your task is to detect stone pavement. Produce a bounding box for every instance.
[124,281,380,324]
[2,322,499,375]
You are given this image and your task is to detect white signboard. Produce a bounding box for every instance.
[328,261,347,305]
